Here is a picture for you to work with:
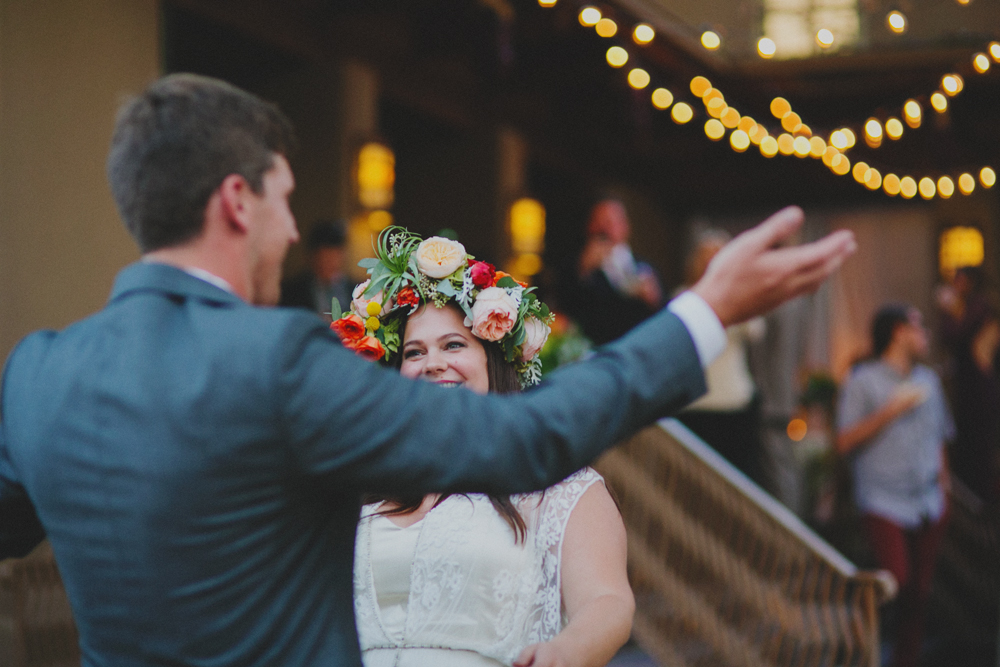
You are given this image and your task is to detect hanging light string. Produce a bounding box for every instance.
[544,1,997,199]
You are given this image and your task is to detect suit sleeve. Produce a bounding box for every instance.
[0,425,46,559]
[276,306,706,497]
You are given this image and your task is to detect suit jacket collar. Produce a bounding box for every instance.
[109,262,246,307]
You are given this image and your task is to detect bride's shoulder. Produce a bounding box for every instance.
[514,467,605,514]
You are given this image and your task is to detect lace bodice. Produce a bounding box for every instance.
[353,468,603,667]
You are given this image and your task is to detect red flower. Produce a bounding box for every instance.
[468,260,496,288]
[396,286,420,308]
[353,336,386,361]
[330,313,365,343]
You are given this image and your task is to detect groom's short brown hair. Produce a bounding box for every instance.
[106,74,296,252]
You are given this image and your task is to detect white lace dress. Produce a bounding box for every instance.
[353,468,603,667]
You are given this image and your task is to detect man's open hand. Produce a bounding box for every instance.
[691,206,856,327]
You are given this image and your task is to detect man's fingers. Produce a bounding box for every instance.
[783,236,855,296]
[774,229,856,276]
[741,206,805,252]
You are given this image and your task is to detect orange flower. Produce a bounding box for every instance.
[330,313,365,342]
[396,286,420,308]
[353,335,386,361]
[493,271,528,288]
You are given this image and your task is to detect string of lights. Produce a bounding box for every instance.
[540,0,998,199]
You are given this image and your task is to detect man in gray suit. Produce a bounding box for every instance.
[0,75,855,666]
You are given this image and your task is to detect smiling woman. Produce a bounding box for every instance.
[332,226,635,667]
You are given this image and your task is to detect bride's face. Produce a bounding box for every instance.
[399,304,489,395]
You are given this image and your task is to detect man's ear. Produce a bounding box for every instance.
[218,174,254,234]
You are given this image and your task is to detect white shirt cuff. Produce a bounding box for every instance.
[667,291,727,368]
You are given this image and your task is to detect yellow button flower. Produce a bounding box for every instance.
[366,316,380,331]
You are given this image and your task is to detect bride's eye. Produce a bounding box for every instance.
[403,348,424,360]
[444,341,466,350]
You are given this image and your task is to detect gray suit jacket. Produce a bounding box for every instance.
[0,262,705,666]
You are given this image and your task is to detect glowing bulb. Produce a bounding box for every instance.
[701,30,721,50]
[628,68,650,89]
[633,24,655,45]
[842,128,856,148]
[538,0,557,6]
[931,92,948,112]
[760,136,779,157]
[705,119,726,140]
[816,29,834,48]
[703,88,724,104]
[595,18,618,38]
[865,119,883,140]
[731,130,751,152]
[887,11,906,33]
[770,97,791,118]
[900,176,917,198]
[866,168,882,190]
[956,0,970,4]
[885,118,904,139]
[793,136,811,157]
[938,176,955,198]
[822,146,840,166]
[974,53,991,73]
[919,177,937,199]
[795,124,812,138]
[853,161,870,183]
[707,98,727,118]
[833,154,851,175]
[750,124,769,145]
[738,117,756,133]
[958,173,976,194]
[777,133,795,155]
[651,88,674,109]
[942,74,964,96]
[690,76,712,97]
[671,102,693,124]
[982,167,997,188]
[990,42,1000,62]
[721,107,741,129]
[781,112,802,133]
[830,130,848,150]
[758,37,776,58]
[579,7,601,26]
[809,136,827,158]
[904,100,922,128]
[883,174,901,195]
[606,46,629,68]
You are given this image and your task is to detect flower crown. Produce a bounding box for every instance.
[330,226,553,388]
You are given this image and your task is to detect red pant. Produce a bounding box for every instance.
[863,511,949,667]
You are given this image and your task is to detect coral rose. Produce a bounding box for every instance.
[351,280,385,317]
[494,271,528,288]
[467,260,496,288]
[520,316,551,361]
[465,287,518,342]
[331,313,365,342]
[415,237,467,278]
[353,336,386,361]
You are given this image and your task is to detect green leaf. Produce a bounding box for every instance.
[496,276,518,289]
[330,297,343,320]
[539,303,550,319]
[436,280,457,297]
[358,258,379,270]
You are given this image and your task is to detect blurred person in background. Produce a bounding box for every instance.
[677,229,767,487]
[836,304,954,667]
[280,218,352,321]
[936,265,1000,501]
[569,198,663,345]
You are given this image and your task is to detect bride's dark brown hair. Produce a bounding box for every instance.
[365,303,528,543]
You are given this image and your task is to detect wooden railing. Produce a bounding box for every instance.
[596,420,897,667]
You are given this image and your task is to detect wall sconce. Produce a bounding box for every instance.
[354,141,395,210]
[508,197,546,279]
[939,226,984,279]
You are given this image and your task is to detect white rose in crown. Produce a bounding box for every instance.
[466,287,518,341]
[351,280,386,316]
[520,317,551,361]
[415,237,467,279]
